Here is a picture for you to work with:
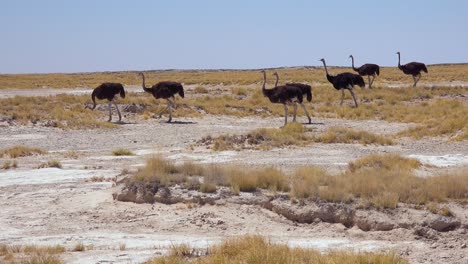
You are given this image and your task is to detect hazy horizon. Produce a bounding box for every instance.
[1,1,467,74]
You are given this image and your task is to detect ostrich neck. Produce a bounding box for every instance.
[351,57,357,71]
[397,53,401,67]
[274,74,279,87]
[141,74,151,92]
[322,61,329,76]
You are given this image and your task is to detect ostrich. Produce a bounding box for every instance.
[349,55,380,89]
[396,52,428,87]
[319,58,365,107]
[85,83,126,122]
[138,72,185,123]
[272,72,312,124]
[261,70,303,126]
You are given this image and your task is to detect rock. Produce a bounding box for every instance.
[414,227,439,240]
[426,216,461,232]
[354,210,395,231]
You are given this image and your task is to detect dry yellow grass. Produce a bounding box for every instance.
[0,145,47,158]
[37,160,62,169]
[145,235,408,264]
[2,64,468,89]
[130,155,468,208]
[112,148,135,156]
[0,95,117,129]
[314,127,395,145]
[0,244,65,264]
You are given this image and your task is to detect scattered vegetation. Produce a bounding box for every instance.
[64,151,79,159]
[129,155,468,209]
[0,94,117,129]
[38,160,62,169]
[145,235,408,264]
[112,148,135,156]
[314,127,395,145]
[2,160,18,170]
[119,243,126,251]
[2,64,468,89]
[0,145,47,158]
[193,86,209,94]
[0,244,65,264]
[1,67,466,138]
[73,242,85,252]
[199,123,312,151]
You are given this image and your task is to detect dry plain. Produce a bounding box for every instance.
[0,65,467,263]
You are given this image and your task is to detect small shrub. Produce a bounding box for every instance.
[348,154,421,173]
[199,182,217,193]
[0,145,47,158]
[194,86,209,94]
[112,148,135,156]
[119,243,126,251]
[73,242,85,252]
[2,160,18,170]
[314,127,395,146]
[38,160,62,169]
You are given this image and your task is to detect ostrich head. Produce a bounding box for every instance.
[349,55,353,59]
[272,72,278,77]
[120,88,126,99]
[319,58,325,63]
[396,51,400,55]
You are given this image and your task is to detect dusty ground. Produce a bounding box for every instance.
[0,88,467,264]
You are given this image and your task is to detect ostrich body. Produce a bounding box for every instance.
[85,83,125,122]
[320,58,364,107]
[349,55,380,89]
[273,72,312,124]
[397,52,428,87]
[139,72,184,123]
[261,70,304,126]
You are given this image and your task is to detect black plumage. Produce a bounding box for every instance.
[273,72,312,124]
[349,55,380,88]
[397,52,428,87]
[261,70,304,126]
[139,72,185,123]
[320,58,364,107]
[86,82,126,122]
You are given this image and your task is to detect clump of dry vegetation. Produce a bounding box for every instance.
[0,95,117,129]
[199,124,395,151]
[0,145,47,158]
[112,148,135,156]
[145,235,408,264]
[127,154,468,209]
[0,244,65,264]
[2,160,18,170]
[199,123,312,151]
[314,127,395,145]
[38,160,62,169]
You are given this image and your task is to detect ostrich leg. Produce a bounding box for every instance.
[413,74,421,87]
[293,103,297,122]
[340,89,345,106]
[349,88,358,107]
[113,100,122,121]
[370,75,375,89]
[108,101,112,122]
[299,103,312,124]
[166,99,173,123]
[283,104,288,126]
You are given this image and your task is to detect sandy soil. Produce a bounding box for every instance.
[1,89,467,263]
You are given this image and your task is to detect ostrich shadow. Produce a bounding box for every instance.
[303,121,325,125]
[112,121,138,125]
[162,120,197,125]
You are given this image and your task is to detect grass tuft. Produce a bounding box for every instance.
[145,235,408,264]
[314,127,395,145]
[112,148,135,156]
[0,145,47,158]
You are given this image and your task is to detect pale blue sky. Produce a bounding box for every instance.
[1,0,467,73]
